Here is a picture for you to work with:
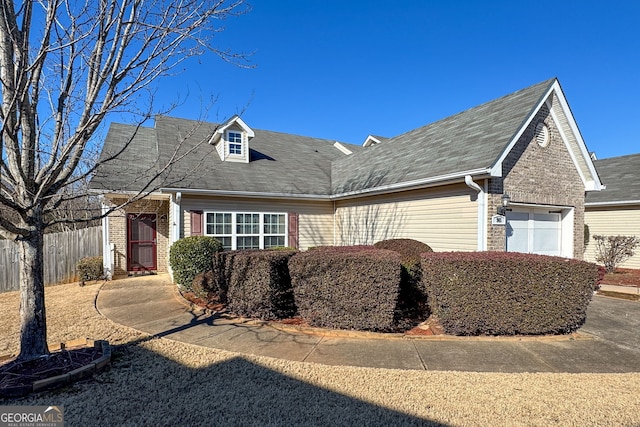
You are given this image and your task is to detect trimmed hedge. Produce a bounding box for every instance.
[289,247,402,331]
[218,250,298,320]
[77,256,103,283]
[374,239,433,325]
[374,238,433,272]
[420,252,598,336]
[169,236,223,290]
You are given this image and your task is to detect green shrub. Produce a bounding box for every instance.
[224,250,298,320]
[374,239,433,325]
[77,256,103,283]
[289,246,402,331]
[420,252,598,336]
[191,270,220,301]
[169,236,223,290]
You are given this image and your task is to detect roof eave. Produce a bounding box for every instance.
[331,168,492,201]
[160,187,332,201]
[585,200,640,207]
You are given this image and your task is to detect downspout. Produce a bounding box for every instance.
[332,200,336,246]
[465,175,487,251]
[101,200,113,280]
[168,192,182,281]
[173,192,182,243]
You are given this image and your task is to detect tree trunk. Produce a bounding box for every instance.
[17,230,49,361]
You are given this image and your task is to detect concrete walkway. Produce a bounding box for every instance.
[96,274,640,373]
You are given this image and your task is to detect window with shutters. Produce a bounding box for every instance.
[204,212,287,250]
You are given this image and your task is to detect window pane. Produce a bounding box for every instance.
[217,237,232,251]
[228,132,242,142]
[237,236,259,250]
[237,213,259,234]
[264,214,285,234]
[216,213,232,234]
[264,236,285,248]
[205,213,215,235]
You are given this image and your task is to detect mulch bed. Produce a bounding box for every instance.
[180,291,445,335]
[0,346,104,395]
[600,268,640,287]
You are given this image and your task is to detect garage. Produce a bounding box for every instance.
[506,207,573,257]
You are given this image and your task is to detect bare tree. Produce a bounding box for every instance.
[0,0,250,361]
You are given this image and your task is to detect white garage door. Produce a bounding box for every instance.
[506,210,562,256]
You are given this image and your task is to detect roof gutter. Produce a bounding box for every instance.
[585,200,640,208]
[160,187,333,201]
[331,168,492,201]
[112,168,493,202]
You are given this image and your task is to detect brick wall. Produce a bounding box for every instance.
[487,105,585,258]
[107,198,170,276]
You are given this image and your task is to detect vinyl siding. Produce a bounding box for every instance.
[584,206,640,269]
[180,196,334,250]
[334,184,478,251]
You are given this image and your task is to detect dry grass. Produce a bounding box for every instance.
[1,282,639,426]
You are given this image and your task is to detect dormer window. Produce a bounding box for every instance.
[208,115,254,163]
[228,131,243,155]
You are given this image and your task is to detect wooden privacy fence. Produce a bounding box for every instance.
[0,226,103,293]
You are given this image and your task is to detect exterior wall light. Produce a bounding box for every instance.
[497,193,511,216]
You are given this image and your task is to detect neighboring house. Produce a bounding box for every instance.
[89,78,603,277]
[585,153,640,269]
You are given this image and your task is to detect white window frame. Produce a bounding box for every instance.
[204,211,288,250]
[227,130,243,156]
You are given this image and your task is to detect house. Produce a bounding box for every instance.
[89,78,603,277]
[585,153,640,269]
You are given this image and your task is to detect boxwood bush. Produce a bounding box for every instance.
[169,236,223,290]
[289,246,402,331]
[420,252,599,336]
[374,239,433,325]
[224,250,298,320]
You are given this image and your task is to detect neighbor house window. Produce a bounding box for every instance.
[204,212,286,250]
[227,131,243,155]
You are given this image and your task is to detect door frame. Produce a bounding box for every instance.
[127,213,158,271]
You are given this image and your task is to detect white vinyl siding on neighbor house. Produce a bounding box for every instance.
[585,206,640,269]
[181,196,335,250]
[334,184,477,251]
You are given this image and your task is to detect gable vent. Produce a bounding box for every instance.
[535,122,550,148]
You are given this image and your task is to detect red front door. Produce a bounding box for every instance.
[127,214,157,271]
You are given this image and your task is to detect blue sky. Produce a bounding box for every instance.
[154,0,639,159]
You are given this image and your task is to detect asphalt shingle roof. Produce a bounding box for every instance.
[90,124,159,193]
[331,78,556,194]
[90,116,354,196]
[90,78,561,198]
[587,153,640,204]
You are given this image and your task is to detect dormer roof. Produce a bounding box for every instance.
[362,135,389,147]
[208,115,255,145]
